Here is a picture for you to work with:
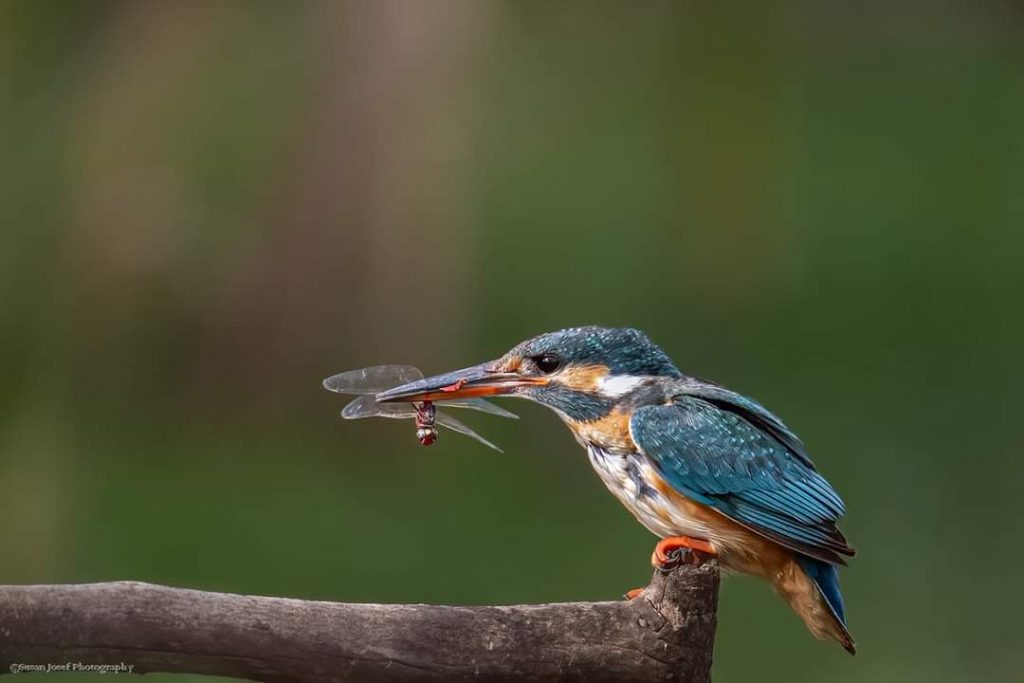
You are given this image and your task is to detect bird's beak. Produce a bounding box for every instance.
[376,361,541,403]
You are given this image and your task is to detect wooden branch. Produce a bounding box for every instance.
[0,560,719,682]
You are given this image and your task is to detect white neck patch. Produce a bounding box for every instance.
[597,374,647,398]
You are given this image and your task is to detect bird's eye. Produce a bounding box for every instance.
[533,353,562,374]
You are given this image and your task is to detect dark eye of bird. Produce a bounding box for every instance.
[534,353,562,374]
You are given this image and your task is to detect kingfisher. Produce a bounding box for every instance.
[376,326,856,654]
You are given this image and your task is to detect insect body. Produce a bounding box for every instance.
[322,365,516,451]
[413,400,437,446]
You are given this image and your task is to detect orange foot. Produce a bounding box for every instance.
[624,588,644,600]
[651,536,717,569]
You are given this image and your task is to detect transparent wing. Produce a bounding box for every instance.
[323,365,424,395]
[341,395,417,420]
[435,397,518,419]
[435,411,503,452]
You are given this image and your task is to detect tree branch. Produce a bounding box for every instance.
[0,560,719,682]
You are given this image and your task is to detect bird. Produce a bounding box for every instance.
[376,326,856,654]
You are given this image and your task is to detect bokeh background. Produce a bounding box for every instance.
[3,1,1023,681]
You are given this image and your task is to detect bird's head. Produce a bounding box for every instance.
[376,326,681,422]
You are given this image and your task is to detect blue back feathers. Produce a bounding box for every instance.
[630,391,854,565]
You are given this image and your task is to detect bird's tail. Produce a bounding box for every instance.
[776,556,856,654]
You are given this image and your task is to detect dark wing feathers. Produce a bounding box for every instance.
[678,377,815,468]
[630,396,854,565]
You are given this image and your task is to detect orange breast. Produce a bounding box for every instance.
[571,407,635,452]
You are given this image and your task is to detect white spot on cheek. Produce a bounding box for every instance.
[598,375,646,398]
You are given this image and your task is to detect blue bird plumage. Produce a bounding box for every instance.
[629,394,855,650]
[630,397,853,565]
[376,326,857,654]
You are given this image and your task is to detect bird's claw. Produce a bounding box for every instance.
[655,547,693,572]
[651,536,716,571]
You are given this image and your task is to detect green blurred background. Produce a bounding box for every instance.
[3,1,1023,681]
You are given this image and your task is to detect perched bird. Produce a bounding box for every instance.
[377,326,856,653]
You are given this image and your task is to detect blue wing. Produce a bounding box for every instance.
[630,393,854,565]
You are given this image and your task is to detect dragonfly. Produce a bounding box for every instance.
[322,365,517,452]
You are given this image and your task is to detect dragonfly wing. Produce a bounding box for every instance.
[435,397,519,419]
[435,411,503,452]
[323,365,424,395]
[342,395,417,420]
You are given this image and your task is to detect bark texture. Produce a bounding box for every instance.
[0,560,719,682]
